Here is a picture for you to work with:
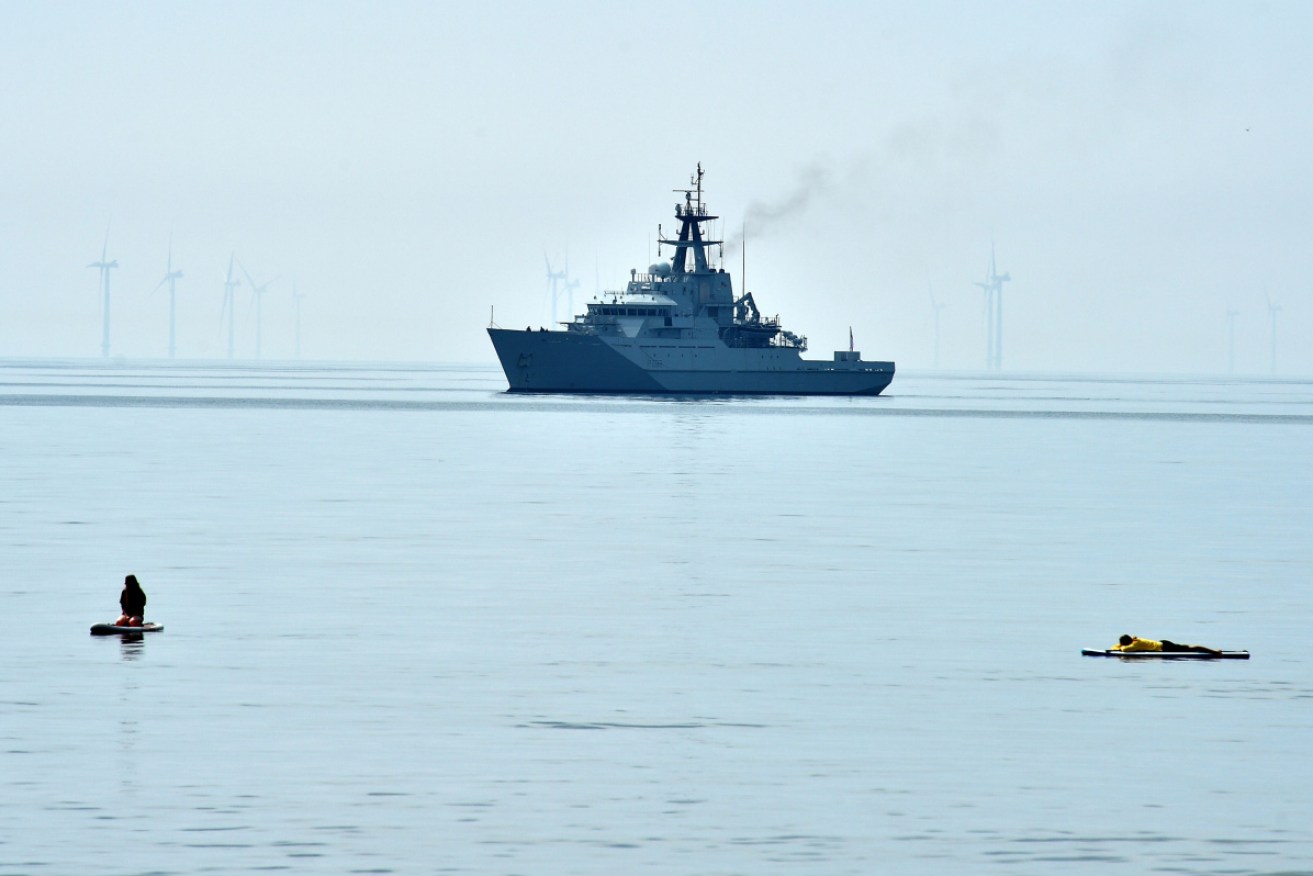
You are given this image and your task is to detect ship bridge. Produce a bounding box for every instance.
[572,165,800,349]
[586,292,677,317]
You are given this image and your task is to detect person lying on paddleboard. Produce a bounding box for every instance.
[115,574,147,627]
[1112,634,1222,657]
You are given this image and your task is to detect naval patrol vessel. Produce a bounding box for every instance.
[487,165,895,395]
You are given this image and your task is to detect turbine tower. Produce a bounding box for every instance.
[544,253,566,326]
[292,280,305,359]
[561,250,579,325]
[972,245,1010,370]
[1226,308,1238,374]
[240,262,277,360]
[929,282,945,369]
[1266,293,1281,374]
[87,229,119,358]
[972,263,994,369]
[153,239,184,358]
[221,253,241,359]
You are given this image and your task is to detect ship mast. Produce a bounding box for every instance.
[659,162,722,275]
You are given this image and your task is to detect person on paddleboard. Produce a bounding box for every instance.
[116,574,147,627]
[1112,634,1221,657]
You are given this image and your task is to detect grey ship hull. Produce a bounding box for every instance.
[488,328,895,395]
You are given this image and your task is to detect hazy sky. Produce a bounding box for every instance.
[2,0,1310,373]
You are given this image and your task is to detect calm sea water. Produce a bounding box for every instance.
[2,361,1311,875]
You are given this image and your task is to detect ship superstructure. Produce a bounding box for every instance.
[488,165,895,395]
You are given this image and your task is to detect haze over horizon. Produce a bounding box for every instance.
[2,1,1310,375]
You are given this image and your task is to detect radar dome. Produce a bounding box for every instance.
[649,262,672,277]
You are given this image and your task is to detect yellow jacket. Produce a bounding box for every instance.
[1113,637,1162,652]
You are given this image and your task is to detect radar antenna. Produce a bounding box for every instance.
[660,162,721,274]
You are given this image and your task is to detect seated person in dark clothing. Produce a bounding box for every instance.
[116,574,147,627]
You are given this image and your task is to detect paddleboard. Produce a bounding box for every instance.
[1082,648,1247,659]
[90,622,164,636]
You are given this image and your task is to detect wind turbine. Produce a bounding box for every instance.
[929,281,945,369]
[1226,308,1239,374]
[239,261,277,360]
[544,253,566,326]
[87,228,119,358]
[561,250,579,325]
[221,253,241,359]
[292,279,305,359]
[152,239,184,358]
[972,245,1011,370]
[1266,293,1281,374]
[972,271,994,369]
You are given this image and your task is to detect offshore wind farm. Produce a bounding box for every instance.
[11,160,1312,378]
[5,208,1297,378]
[1,4,1309,374]
[67,239,302,362]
